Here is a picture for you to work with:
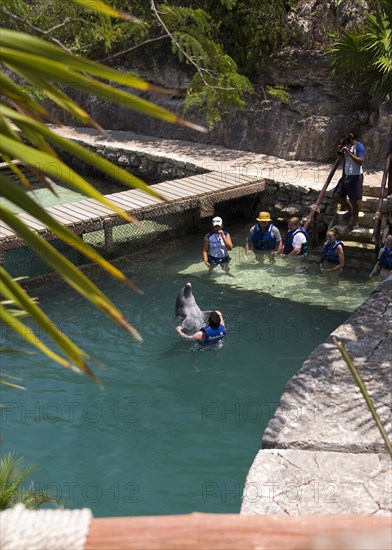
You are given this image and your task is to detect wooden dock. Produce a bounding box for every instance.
[0,171,265,255]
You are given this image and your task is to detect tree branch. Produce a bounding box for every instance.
[99,35,169,62]
[0,7,72,52]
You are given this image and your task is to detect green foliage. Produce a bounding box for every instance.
[200,0,287,76]
[157,4,252,126]
[330,0,392,99]
[2,0,291,125]
[0,0,148,57]
[0,453,58,510]
[265,85,290,104]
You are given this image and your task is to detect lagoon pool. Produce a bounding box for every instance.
[0,228,377,516]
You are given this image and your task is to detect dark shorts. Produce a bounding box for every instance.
[333,174,363,201]
[208,255,231,265]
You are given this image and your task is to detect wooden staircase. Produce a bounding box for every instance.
[321,180,390,252]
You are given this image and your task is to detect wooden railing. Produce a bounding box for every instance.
[84,513,391,549]
[303,158,340,245]
[372,139,392,249]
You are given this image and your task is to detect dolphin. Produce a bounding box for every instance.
[175,282,207,333]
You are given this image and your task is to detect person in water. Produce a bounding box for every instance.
[202,217,233,273]
[369,234,392,280]
[282,217,309,258]
[176,311,226,343]
[245,211,283,262]
[320,228,345,284]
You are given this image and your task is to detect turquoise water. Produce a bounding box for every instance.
[1,229,376,517]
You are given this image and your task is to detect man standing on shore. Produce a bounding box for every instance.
[333,132,365,231]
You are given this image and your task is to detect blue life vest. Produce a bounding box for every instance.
[379,246,392,270]
[321,240,343,264]
[201,324,226,344]
[207,231,230,261]
[283,227,309,255]
[252,223,277,252]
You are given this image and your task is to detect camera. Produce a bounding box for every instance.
[337,137,349,155]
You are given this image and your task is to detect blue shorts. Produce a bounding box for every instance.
[208,255,231,265]
[333,174,363,201]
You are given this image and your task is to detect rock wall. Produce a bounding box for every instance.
[58,141,207,184]
[241,277,392,515]
[46,0,392,170]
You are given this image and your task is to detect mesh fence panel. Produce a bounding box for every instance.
[3,192,271,279]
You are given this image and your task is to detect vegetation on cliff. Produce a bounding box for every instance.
[331,0,392,101]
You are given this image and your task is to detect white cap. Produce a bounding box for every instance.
[212,216,223,226]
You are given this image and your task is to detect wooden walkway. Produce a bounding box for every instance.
[0,171,265,254]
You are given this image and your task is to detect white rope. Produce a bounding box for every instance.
[0,504,93,550]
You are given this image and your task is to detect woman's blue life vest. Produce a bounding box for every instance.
[207,231,230,261]
[283,227,309,255]
[252,222,277,252]
[378,246,392,270]
[200,324,226,344]
[320,240,344,265]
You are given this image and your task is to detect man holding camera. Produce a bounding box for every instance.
[332,132,365,230]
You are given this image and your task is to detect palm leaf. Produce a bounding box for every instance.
[0,105,163,199]
[70,0,142,24]
[0,135,134,221]
[0,453,58,510]
[0,304,85,374]
[0,175,141,293]
[1,205,143,343]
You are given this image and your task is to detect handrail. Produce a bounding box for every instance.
[303,157,340,245]
[84,513,391,549]
[372,143,392,246]
[388,136,392,196]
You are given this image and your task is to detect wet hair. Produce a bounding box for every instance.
[327,228,339,238]
[288,217,300,226]
[208,311,221,329]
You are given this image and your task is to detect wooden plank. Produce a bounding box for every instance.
[157,178,226,194]
[165,179,227,193]
[85,513,392,550]
[108,193,154,209]
[44,208,77,225]
[0,222,15,238]
[46,205,85,224]
[154,179,209,195]
[206,172,257,186]
[52,204,91,222]
[173,174,239,191]
[152,182,193,199]
[122,189,163,204]
[109,191,157,206]
[60,202,105,219]
[17,213,46,231]
[152,187,185,200]
[77,200,114,215]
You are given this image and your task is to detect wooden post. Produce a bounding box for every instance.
[304,158,340,239]
[372,149,391,247]
[311,209,320,246]
[104,222,114,256]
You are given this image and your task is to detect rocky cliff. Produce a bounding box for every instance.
[50,0,392,169]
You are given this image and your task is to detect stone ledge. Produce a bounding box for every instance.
[241,449,391,516]
[242,277,392,515]
[262,278,392,454]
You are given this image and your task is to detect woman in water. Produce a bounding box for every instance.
[320,228,345,284]
[369,234,392,279]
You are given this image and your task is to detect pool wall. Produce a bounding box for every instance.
[241,276,392,515]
